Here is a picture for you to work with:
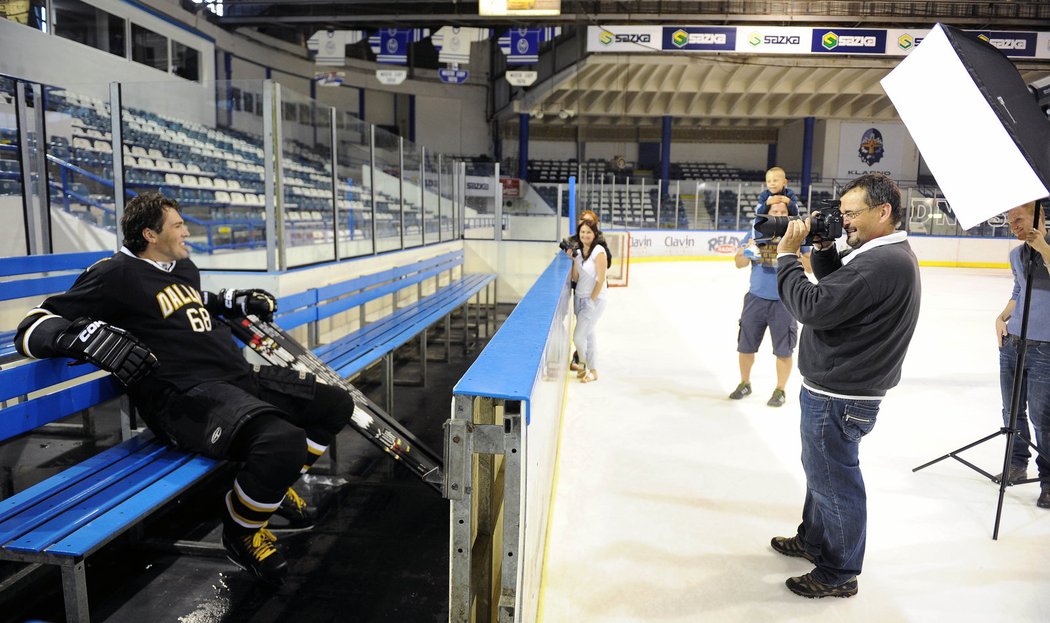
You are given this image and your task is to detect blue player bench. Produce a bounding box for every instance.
[273,247,497,410]
[0,251,222,623]
[0,247,495,622]
[0,340,222,623]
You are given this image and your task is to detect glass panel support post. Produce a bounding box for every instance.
[399,135,405,250]
[330,106,340,261]
[369,124,377,254]
[109,82,124,251]
[494,162,503,242]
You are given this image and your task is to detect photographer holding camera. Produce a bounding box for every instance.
[769,173,921,599]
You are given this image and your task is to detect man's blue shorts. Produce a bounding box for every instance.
[737,291,798,357]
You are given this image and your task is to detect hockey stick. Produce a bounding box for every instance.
[222,315,444,492]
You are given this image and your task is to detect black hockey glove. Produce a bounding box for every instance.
[217,288,277,321]
[54,318,158,386]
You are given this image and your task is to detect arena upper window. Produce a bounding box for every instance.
[52,0,125,57]
[2,0,204,83]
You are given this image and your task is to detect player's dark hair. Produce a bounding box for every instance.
[841,173,902,226]
[122,191,180,254]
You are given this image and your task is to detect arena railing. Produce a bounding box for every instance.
[444,253,572,623]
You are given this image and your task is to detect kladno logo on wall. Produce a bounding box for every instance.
[858,128,885,166]
[898,34,914,50]
[599,30,614,45]
[672,29,689,48]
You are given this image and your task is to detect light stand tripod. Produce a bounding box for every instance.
[913,198,1049,539]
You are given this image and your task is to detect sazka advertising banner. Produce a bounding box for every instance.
[586,25,1050,59]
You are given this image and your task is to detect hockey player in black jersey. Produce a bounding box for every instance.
[14,191,352,586]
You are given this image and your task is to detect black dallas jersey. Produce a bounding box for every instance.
[40,252,250,390]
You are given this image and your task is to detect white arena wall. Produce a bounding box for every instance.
[621,229,1016,269]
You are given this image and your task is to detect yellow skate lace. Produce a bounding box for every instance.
[246,527,279,561]
[285,487,307,513]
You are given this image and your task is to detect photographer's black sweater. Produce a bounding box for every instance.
[776,234,921,397]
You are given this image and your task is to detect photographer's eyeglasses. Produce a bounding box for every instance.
[841,205,882,220]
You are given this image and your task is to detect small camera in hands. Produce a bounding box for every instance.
[754,199,844,246]
[559,237,580,256]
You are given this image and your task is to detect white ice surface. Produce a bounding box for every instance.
[539,262,1050,623]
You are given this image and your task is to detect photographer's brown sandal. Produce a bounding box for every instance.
[580,370,598,383]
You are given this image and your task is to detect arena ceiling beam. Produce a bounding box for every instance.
[505,45,1048,135]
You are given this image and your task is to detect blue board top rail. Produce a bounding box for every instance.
[453,254,570,402]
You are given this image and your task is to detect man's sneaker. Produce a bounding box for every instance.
[1038,486,1050,509]
[994,465,1028,485]
[268,487,315,533]
[222,527,288,586]
[767,388,787,408]
[729,382,752,400]
[770,535,815,563]
[785,573,857,598]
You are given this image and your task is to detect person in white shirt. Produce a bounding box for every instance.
[566,220,608,383]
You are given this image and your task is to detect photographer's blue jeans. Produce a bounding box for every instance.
[796,387,880,586]
[999,336,1050,479]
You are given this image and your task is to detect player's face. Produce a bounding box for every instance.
[148,208,190,261]
[765,170,787,194]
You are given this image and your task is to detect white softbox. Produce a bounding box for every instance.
[881,24,1050,230]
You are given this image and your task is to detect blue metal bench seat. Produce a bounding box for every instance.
[317,272,496,381]
[0,355,220,623]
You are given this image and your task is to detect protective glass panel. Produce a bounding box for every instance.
[281,86,335,267]
[402,140,423,248]
[423,149,440,244]
[335,114,373,258]
[463,161,496,240]
[44,82,118,252]
[373,127,402,252]
[0,75,25,256]
[439,156,457,242]
[120,79,268,269]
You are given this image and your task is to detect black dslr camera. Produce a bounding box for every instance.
[754,199,844,246]
[558,237,580,256]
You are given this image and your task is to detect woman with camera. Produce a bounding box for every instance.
[566,219,608,383]
[569,210,612,373]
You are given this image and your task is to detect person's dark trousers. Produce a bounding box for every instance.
[1000,336,1050,480]
[796,387,881,586]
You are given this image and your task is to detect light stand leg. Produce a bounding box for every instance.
[912,429,1004,473]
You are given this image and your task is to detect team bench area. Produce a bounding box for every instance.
[0,245,496,622]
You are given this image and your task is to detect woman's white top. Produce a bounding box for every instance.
[574,245,608,301]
